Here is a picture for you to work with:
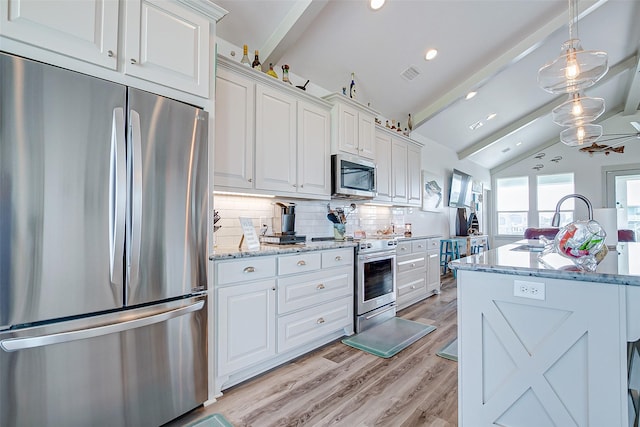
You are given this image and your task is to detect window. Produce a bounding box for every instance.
[496,176,528,235]
[537,173,574,227]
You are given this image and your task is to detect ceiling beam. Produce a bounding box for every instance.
[458,54,638,160]
[412,0,609,129]
[623,46,640,115]
[490,104,625,175]
[261,0,329,67]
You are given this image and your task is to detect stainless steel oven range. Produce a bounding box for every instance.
[355,238,398,332]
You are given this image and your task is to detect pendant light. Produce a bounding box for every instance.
[552,92,605,126]
[560,124,603,146]
[537,0,608,94]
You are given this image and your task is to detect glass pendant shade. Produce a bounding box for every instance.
[560,124,602,146]
[538,39,608,94]
[552,93,605,126]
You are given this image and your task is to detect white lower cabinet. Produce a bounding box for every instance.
[214,247,354,395]
[216,279,276,376]
[396,238,440,310]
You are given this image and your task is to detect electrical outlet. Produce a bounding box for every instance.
[513,280,545,300]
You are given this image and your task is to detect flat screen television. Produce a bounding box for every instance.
[448,169,473,208]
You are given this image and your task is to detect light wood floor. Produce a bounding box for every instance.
[169,273,458,427]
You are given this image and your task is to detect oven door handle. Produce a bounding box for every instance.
[365,304,396,320]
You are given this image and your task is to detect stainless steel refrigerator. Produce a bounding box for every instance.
[0,52,209,426]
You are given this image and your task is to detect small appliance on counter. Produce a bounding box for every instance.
[261,202,306,244]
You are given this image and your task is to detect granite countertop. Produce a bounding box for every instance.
[450,239,640,286]
[210,234,443,260]
[210,240,357,260]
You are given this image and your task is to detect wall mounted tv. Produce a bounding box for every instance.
[448,169,473,208]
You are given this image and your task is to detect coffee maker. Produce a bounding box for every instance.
[261,202,306,244]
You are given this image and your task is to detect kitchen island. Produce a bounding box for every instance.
[450,241,640,427]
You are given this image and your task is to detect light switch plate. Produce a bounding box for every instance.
[514,280,545,300]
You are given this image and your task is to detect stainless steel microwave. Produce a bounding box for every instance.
[331,154,376,199]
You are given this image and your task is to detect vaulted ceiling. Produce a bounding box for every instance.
[214,0,640,172]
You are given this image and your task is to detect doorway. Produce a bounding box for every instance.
[604,165,640,238]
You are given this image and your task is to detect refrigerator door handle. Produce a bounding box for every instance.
[0,300,204,352]
[110,107,126,286]
[129,110,143,295]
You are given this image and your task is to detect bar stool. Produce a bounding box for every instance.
[440,239,460,276]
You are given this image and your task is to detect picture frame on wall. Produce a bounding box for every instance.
[421,170,445,212]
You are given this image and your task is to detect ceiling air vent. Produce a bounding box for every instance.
[401,65,421,82]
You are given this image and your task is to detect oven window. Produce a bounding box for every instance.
[341,159,374,192]
[363,258,394,301]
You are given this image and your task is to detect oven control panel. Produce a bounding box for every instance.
[357,239,397,253]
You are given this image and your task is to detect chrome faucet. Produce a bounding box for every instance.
[551,193,593,227]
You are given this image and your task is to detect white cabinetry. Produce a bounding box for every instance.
[0,0,119,69]
[214,57,331,199]
[324,94,378,160]
[458,270,626,426]
[374,131,392,201]
[124,0,211,97]
[213,67,255,188]
[0,0,225,98]
[374,126,423,206]
[213,247,354,395]
[426,238,441,293]
[396,238,440,310]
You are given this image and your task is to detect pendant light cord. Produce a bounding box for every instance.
[568,0,578,41]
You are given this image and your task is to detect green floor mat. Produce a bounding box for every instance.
[436,338,458,362]
[342,317,436,358]
[187,414,233,427]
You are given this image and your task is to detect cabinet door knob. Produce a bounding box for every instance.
[248,178,253,183]
[411,263,415,267]
[316,318,325,324]
[272,287,276,291]
[335,256,342,261]
[411,285,416,289]
[316,284,325,290]
[243,266,255,273]
[297,260,306,266]
[107,50,114,57]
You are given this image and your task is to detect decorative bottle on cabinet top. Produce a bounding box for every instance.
[252,50,261,71]
[266,63,278,79]
[349,72,356,99]
[240,44,251,66]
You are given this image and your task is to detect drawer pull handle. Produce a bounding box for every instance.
[411,285,416,289]
[297,260,306,266]
[317,318,325,324]
[411,263,416,267]
[418,245,424,248]
[335,256,342,261]
[400,247,407,251]
[130,58,137,64]
[317,284,325,290]
[243,266,255,273]
[107,50,114,57]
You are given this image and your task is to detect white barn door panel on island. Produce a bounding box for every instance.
[458,270,627,426]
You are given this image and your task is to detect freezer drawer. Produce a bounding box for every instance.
[0,296,207,427]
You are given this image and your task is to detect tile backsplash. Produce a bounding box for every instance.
[212,195,419,247]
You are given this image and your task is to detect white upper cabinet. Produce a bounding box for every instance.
[375,126,423,206]
[374,131,392,202]
[124,0,210,97]
[214,67,255,188]
[407,143,422,206]
[297,100,331,197]
[255,84,298,193]
[213,56,331,199]
[0,0,119,69]
[325,94,378,161]
[0,0,226,98]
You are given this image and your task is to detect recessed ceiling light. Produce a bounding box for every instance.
[465,91,477,100]
[370,0,385,10]
[486,113,497,121]
[425,49,438,61]
[469,120,483,131]
[516,141,523,146]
